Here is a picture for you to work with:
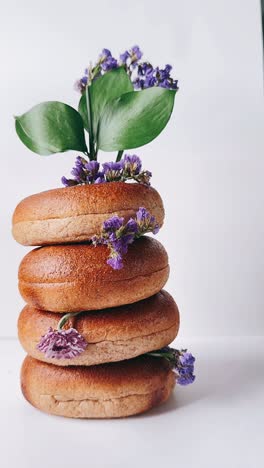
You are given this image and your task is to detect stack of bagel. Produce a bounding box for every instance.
[13,182,180,418]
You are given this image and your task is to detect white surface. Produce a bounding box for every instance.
[1,337,263,468]
[0,0,263,337]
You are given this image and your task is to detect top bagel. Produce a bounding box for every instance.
[12,182,164,246]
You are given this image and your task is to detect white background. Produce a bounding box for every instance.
[0,1,263,467]
[1,0,263,338]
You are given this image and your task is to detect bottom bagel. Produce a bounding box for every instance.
[21,355,176,418]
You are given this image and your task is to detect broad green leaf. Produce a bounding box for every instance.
[97,87,176,151]
[15,101,87,155]
[78,67,133,139]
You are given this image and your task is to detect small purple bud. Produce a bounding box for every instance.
[180,352,195,366]
[177,374,196,386]
[120,50,130,63]
[103,215,124,232]
[131,45,143,61]
[107,254,123,270]
[61,176,78,187]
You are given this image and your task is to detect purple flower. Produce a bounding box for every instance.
[103,215,124,232]
[120,46,143,68]
[37,327,87,360]
[103,161,124,172]
[102,161,124,181]
[126,218,138,233]
[158,64,172,81]
[61,176,78,187]
[120,50,130,64]
[178,365,194,376]
[68,156,87,184]
[75,49,118,93]
[85,160,100,174]
[75,45,178,95]
[93,215,127,270]
[176,350,196,386]
[61,156,152,187]
[84,160,100,182]
[115,218,138,254]
[138,62,153,77]
[145,75,157,88]
[159,80,170,89]
[131,45,143,61]
[136,170,152,186]
[93,208,158,270]
[180,352,195,367]
[177,374,196,386]
[74,77,87,93]
[136,207,160,235]
[100,49,118,72]
[62,156,102,185]
[146,346,196,386]
[101,56,118,71]
[100,48,112,58]
[94,173,106,184]
[107,252,123,270]
[123,154,142,176]
[133,78,144,90]
[71,166,85,182]
[133,61,178,91]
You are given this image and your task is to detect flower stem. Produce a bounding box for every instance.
[116,150,124,162]
[85,85,96,160]
[146,351,173,359]
[57,312,83,330]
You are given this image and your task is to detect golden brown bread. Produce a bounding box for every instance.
[18,237,169,312]
[12,182,164,245]
[18,290,180,366]
[21,355,175,418]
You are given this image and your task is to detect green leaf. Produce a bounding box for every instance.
[15,101,87,155]
[78,67,133,139]
[97,87,176,151]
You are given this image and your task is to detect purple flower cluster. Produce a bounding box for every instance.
[147,347,195,386]
[134,63,179,90]
[177,351,196,385]
[37,327,87,360]
[136,206,160,236]
[61,154,152,187]
[75,45,178,93]
[100,48,118,71]
[103,161,124,182]
[61,157,104,186]
[120,45,143,71]
[92,207,160,270]
[75,75,88,93]
[75,48,119,92]
[122,45,178,90]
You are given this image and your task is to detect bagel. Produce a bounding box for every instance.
[21,355,175,418]
[12,182,164,246]
[18,290,179,366]
[18,237,169,312]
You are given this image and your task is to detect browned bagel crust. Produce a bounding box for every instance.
[18,237,169,312]
[21,355,176,418]
[18,290,180,366]
[12,182,164,245]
